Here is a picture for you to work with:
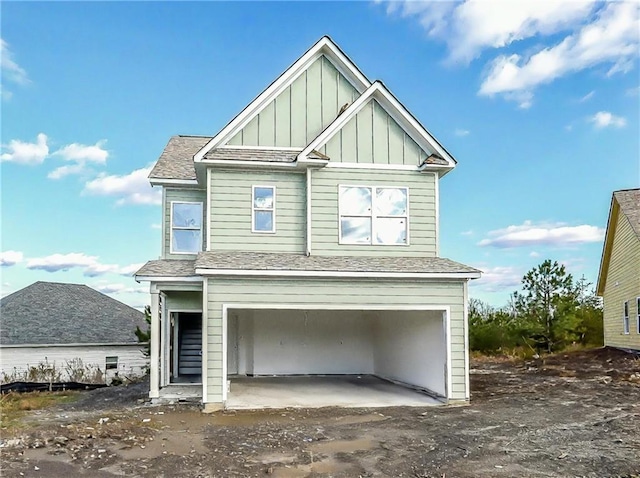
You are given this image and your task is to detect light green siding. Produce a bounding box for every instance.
[602,212,640,350]
[163,188,206,260]
[227,56,359,148]
[209,169,306,253]
[205,278,467,403]
[320,99,432,165]
[311,168,436,257]
[165,291,202,311]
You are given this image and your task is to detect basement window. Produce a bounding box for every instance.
[623,301,629,334]
[106,356,118,371]
[170,202,203,254]
[339,186,408,245]
[252,186,276,233]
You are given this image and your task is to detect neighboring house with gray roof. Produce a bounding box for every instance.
[136,36,480,411]
[0,281,148,382]
[597,188,640,351]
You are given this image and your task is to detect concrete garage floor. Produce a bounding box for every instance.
[226,375,443,409]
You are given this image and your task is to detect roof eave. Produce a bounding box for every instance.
[596,196,618,296]
[194,268,481,279]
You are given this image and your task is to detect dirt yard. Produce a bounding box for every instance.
[1,347,639,477]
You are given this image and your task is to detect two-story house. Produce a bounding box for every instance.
[135,37,480,411]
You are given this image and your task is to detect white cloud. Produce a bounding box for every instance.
[26,252,119,276]
[626,86,640,96]
[151,223,162,230]
[119,263,144,276]
[461,229,474,236]
[478,220,605,248]
[579,90,595,102]
[470,265,523,293]
[0,250,23,267]
[1,133,49,165]
[93,283,147,295]
[454,128,470,137]
[479,2,639,106]
[83,165,161,205]
[48,140,109,179]
[529,251,540,258]
[589,111,626,129]
[1,38,30,99]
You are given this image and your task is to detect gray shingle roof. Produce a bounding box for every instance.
[614,188,640,239]
[149,135,212,180]
[135,260,197,277]
[0,282,147,346]
[204,148,328,163]
[195,252,480,274]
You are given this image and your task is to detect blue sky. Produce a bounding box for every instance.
[1,1,638,310]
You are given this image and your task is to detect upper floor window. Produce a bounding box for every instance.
[339,185,408,245]
[170,202,203,254]
[623,300,630,334]
[252,186,276,233]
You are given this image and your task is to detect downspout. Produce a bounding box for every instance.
[306,167,312,256]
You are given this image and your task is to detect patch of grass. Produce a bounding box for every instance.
[0,391,80,430]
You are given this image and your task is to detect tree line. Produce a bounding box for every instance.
[470,259,603,355]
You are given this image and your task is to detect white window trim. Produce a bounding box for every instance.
[623,300,630,334]
[251,185,276,234]
[169,201,203,255]
[338,184,410,246]
[105,356,118,371]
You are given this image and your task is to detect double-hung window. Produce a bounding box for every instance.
[170,202,203,254]
[339,185,408,245]
[105,356,118,371]
[623,300,630,334]
[252,186,275,233]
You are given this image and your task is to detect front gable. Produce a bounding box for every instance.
[227,55,360,148]
[319,98,431,165]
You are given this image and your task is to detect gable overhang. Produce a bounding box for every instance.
[297,81,457,176]
[194,36,371,162]
[596,195,619,296]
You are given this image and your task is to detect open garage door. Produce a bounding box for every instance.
[225,308,448,408]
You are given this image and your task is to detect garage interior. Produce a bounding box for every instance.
[225,308,447,408]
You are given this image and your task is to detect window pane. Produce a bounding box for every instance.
[341,217,371,243]
[375,188,407,216]
[254,187,274,209]
[340,187,371,215]
[172,229,201,253]
[254,210,274,232]
[173,203,202,228]
[376,217,407,244]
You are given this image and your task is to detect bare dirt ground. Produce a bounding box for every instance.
[1,347,639,477]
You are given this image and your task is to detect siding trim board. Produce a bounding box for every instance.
[196,269,480,279]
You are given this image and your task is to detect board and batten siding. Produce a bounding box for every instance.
[226,55,359,148]
[209,169,306,254]
[311,168,437,257]
[0,344,148,381]
[320,99,431,165]
[204,278,466,403]
[163,188,207,259]
[603,211,640,350]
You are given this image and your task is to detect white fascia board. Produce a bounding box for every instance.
[149,178,200,187]
[195,268,481,280]
[135,275,202,283]
[299,81,457,170]
[200,159,298,169]
[194,37,371,162]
